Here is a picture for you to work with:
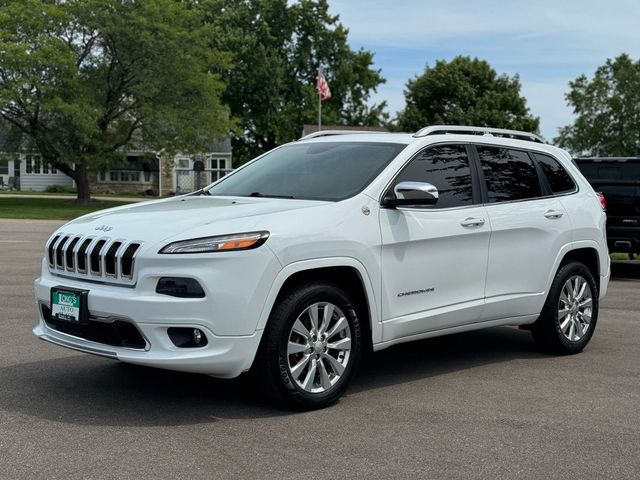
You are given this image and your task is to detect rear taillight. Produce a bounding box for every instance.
[597,192,606,211]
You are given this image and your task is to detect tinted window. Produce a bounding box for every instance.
[391,144,474,208]
[534,153,575,194]
[576,161,640,181]
[478,146,542,202]
[206,142,406,201]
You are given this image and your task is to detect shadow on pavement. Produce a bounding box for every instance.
[0,327,545,426]
[610,260,640,280]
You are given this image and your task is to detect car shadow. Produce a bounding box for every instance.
[0,327,545,426]
[610,260,640,280]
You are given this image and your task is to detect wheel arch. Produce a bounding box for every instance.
[559,246,601,291]
[256,258,380,346]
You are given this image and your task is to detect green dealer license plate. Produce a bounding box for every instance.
[51,287,89,324]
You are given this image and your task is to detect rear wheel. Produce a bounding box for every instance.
[531,261,598,354]
[255,282,362,410]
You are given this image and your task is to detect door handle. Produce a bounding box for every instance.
[544,209,564,219]
[460,217,485,227]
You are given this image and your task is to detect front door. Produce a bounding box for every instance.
[380,144,490,341]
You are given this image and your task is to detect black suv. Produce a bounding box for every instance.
[575,157,640,256]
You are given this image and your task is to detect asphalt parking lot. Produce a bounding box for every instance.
[1,219,639,479]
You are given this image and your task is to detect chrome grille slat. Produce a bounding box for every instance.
[65,237,81,272]
[47,235,61,267]
[90,239,107,275]
[45,233,142,284]
[76,237,94,273]
[55,236,70,270]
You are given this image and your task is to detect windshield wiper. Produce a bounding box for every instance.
[248,192,296,199]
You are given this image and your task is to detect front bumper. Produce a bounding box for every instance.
[33,320,262,378]
[32,250,278,377]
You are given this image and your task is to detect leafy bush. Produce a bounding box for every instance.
[44,185,77,194]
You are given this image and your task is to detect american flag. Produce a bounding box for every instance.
[316,68,332,100]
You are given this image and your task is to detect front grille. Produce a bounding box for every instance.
[46,233,142,284]
[42,305,146,349]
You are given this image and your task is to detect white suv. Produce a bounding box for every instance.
[33,126,610,409]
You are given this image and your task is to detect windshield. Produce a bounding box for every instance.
[205,142,407,201]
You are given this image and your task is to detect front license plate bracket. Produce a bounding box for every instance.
[50,286,90,325]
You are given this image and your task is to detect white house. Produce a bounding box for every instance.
[0,138,232,195]
[0,153,75,191]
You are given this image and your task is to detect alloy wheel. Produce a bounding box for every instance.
[286,302,352,394]
[558,275,593,342]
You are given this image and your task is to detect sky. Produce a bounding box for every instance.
[329,0,640,140]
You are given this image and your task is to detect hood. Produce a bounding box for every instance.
[61,195,328,243]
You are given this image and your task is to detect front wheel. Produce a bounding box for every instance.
[531,261,599,354]
[254,282,363,410]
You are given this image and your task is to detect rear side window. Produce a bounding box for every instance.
[533,153,576,194]
[391,144,474,208]
[477,146,542,203]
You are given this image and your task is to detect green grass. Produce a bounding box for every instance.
[0,190,149,198]
[0,197,132,220]
[610,252,635,261]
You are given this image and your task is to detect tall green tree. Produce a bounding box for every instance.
[200,0,387,163]
[0,0,230,202]
[555,53,640,156]
[396,56,539,134]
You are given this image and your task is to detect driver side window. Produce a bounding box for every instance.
[391,144,474,208]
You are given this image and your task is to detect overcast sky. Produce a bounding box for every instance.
[330,0,640,140]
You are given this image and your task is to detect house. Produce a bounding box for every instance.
[160,138,233,195]
[0,138,232,195]
[94,152,160,195]
[0,153,75,191]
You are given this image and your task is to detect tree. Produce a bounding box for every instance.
[200,0,387,164]
[396,56,539,134]
[555,54,640,156]
[0,0,230,202]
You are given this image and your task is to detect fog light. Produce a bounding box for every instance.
[167,327,208,348]
[193,328,203,345]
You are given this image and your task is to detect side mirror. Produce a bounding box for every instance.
[384,181,439,208]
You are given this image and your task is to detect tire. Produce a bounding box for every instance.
[254,281,363,410]
[531,261,599,355]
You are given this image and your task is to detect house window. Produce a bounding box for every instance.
[143,171,150,182]
[33,158,41,174]
[42,163,49,174]
[209,158,228,170]
[26,158,32,174]
[51,166,57,174]
[110,171,119,181]
[177,158,190,169]
[0,159,8,175]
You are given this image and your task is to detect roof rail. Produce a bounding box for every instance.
[299,130,389,140]
[413,125,544,144]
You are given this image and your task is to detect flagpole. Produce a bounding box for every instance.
[318,89,322,131]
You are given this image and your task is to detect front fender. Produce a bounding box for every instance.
[255,257,381,344]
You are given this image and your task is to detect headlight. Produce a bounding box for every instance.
[159,231,269,254]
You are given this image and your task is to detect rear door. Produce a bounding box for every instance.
[380,143,490,340]
[475,145,574,320]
